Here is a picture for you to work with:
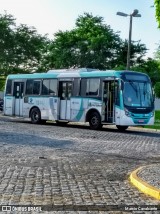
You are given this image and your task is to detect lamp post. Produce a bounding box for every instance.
[116,9,141,70]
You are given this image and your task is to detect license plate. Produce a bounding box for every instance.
[138,120,144,123]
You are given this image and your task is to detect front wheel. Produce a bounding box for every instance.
[116,125,128,131]
[89,112,102,130]
[30,108,41,124]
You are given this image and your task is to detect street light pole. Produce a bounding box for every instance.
[127,14,132,70]
[116,9,141,70]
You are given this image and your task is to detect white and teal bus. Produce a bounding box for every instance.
[3,68,154,131]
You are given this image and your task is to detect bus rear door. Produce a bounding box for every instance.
[13,81,24,116]
[59,81,72,120]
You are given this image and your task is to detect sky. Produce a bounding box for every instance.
[0,0,160,58]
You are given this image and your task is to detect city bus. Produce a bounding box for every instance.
[3,68,154,131]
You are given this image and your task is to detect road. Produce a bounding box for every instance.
[0,114,160,213]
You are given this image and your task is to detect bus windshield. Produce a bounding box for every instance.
[123,81,153,107]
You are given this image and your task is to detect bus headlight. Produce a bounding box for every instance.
[125,108,131,117]
[151,111,154,117]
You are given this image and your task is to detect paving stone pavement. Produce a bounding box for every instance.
[0,115,160,213]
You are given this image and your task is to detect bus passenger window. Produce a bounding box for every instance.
[33,81,41,95]
[73,78,80,96]
[80,79,87,96]
[49,79,57,95]
[42,80,49,95]
[86,78,99,96]
[26,80,33,95]
[6,79,12,95]
[42,79,57,96]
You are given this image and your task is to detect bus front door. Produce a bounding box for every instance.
[59,81,72,120]
[102,81,116,123]
[13,82,24,116]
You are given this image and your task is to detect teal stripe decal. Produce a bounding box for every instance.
[75,99,83,121]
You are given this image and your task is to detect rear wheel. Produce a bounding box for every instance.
[30,108,41,124]
[116,125,128,131]
[89,112,102,130]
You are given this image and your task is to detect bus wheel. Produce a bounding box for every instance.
[31,108,41,124]
[89,112,102,130]
[116,125,128,131]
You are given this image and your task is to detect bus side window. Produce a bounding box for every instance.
[42,79,57,96]
[86,78,99,96]
[26,79,41,95]
[73,78,80,96]
[33,80,41,95]
[42,79,49,95]
[6,79,12,95]
[26,80,33,95]
[80,79,87,96]
[49,79,57,96]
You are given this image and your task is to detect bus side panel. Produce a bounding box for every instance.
[115,106,121,125]
[66,100,71,120]
[23,102,30,118]
[70,98,102,122]
[70,98,85,122]
[23,97,59,121]
[85,99,102,120]
[23,97,49,120]
[4,96,15,116]
[48,97,59,120]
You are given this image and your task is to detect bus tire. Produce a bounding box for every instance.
[89,112,102,130]
[30,108,41,124]
[116,125,128,131]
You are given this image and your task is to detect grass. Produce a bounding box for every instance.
[144,110,160,129]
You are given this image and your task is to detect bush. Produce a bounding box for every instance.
[154,82,160,98]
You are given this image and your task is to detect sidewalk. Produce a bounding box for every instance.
[128,127,160,201]
[130,164,160,200]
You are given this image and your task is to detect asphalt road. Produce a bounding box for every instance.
[0,114,160,213]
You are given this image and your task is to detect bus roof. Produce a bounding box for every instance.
[7,68,149,80]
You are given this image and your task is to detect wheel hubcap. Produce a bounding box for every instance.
[33,112,38,121]
[91,116,98,126]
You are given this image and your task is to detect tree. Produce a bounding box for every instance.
[114,40,147,69]
[45,13,123,69]
[13,24,49,74]
[154,0,160,28]
[0,12,48,76]
[0,12,150,75]
[131,58,160,85]
[44,13,148,70]
[154,44,160,62]
[0,13,15,75]
[154,82,160,98]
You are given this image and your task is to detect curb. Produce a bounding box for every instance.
[129,127,160,133]
[129,166,160,200]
